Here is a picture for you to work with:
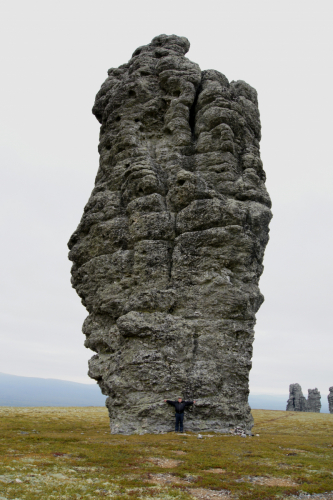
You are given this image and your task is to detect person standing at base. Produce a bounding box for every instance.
[164,397,196,432]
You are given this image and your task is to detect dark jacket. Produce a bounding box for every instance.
[167,400,193,414]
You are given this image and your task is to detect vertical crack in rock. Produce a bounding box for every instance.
[68,34,272,434]
[189,84,201,139]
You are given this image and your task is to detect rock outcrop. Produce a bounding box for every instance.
[286,383,307,412]
[68,34,272,434]
[328,387,333,414]
[305,388,321,413]
[286,384,321,412]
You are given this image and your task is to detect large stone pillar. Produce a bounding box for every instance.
[68,34,272,434]
[305,388,321,413]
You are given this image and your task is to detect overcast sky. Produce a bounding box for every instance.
[0,0,332,410]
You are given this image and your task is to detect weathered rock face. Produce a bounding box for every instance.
[328,387,333,414]
[68,34,272,434]
[305,388,321,413]
[286,383,307,412]
[286,384,321,412]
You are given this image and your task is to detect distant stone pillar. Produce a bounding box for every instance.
[305,388,321,413]
[328,387,333,414]
[286,383,307,411]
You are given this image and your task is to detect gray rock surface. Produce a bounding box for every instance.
[305,388,321,413]
[68,34,272,434]
[286,384,321,412]
[286,383,307,412]
[328,387,333,414]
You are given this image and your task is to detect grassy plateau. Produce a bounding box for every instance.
[0,407,333,500]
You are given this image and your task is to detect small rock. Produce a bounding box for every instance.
[15,478,22,483]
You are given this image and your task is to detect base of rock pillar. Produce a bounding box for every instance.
[105,397,254,435]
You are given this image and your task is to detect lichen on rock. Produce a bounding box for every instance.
[68,34,272,434]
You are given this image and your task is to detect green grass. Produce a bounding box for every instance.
[0,407,333,499]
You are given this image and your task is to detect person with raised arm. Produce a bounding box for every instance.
[164,397,196,432]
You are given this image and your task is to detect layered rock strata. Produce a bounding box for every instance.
[328,387,333,414]
[68,34,272,434]
[286,384,307,412]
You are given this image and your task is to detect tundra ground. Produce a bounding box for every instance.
[0,407,332,500]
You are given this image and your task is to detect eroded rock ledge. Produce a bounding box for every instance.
[68,34,272,434]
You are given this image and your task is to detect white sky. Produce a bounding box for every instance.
[0,0,332,408]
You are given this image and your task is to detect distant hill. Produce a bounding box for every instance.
[0,373,329,411]
[249,394,288,411]
[0,372,106,407]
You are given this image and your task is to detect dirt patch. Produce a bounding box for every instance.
[203,468,227,474]
[171,450,187,455]
[188,487,231,499]
[145,473,187,485]
[284,448,307,453]
[277,463,293,469]
[146,457,182,468]
[287,495,333,500]
[239,476,297,487]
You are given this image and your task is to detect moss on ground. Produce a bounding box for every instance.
[0,407,332,499]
